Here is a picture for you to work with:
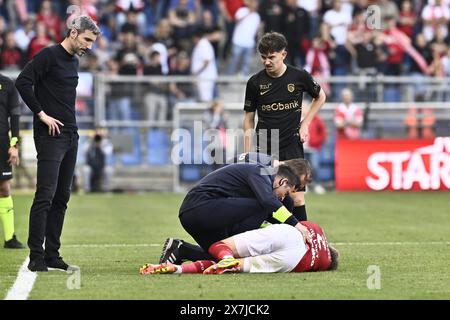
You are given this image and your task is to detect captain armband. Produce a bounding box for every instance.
[272,206,298,227]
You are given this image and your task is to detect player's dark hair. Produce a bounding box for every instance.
[66,15,101,38]
[257,32,288,55]
[282,158,313,191]
[328,245,340,271]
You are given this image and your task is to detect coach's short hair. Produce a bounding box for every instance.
[281,158,313,190]
[257,32,288,55]
[66,15,101,38]
[328,245,340,271]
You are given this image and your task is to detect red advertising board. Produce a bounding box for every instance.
[335,137,450,191]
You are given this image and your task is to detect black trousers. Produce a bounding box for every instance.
[28,130,78,261]
[179,197,270,253]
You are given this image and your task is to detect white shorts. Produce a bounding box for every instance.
[233,224,306,273]
[197,80,215,102]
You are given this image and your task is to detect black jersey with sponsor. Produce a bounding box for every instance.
[244,65,321,149]
[0,74,20,137]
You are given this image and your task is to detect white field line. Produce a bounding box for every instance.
[63,241,450,248]
[332,241,450,246]
[4,257,37,300]
[5,241,448,300]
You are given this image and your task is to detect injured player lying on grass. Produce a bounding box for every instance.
[139,221,339,275]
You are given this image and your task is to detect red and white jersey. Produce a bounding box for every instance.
[292,221,332,272]
[421,4,450,41]
[334,102,363,140]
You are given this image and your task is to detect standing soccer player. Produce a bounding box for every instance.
[15,15,100,272]
[243,32,326,221]
[0,73,25,249]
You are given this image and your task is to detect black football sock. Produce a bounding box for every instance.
[179,241,215,261]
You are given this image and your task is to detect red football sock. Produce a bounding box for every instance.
[208,241,234,260]
[181,260,215,274]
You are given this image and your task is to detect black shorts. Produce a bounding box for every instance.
[0,136,12,181]
[258,138,305,191]
[257,138,304,161]
[277,139,305,161]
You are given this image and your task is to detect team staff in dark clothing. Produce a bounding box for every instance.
[159,158,313,264]
[15,15,100,272]
[0,73,25,249]
[243,32,326,222]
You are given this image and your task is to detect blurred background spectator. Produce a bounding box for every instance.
[303,106,327,194]
[334,88,363,140]
[226,0,261,75]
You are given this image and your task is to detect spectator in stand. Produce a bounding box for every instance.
[421,0,450,42]
[302,106,327,194]
[428,44,446,100]
[36,0,62,43]
[115,0,146,36]
[169,51,196,114]
[283,0,310,67]
[297,0,321,39]
[27,20,52,60]
[409,33,433,101]
[0,16,6,48]
[14,17,35,53]
[202,8,222,59]
[318,22,336,64]
[346,9,366,47]
[153,18,175,55]
[323,0,352,99]
[334,88,363,140]
[398,0,416,40]
[323,0,352,49]
[107,52,138,124]
[429,28,449,57]
[218,0,244,60]
[0,31,24,70]
[373,30,389,74]
[93,36,112,71]
[304,37,331,96]
[83,128,114,193]
[85,133,106,193]
[120,7,140,36]
[203,99,229,170]
[349,30,379,74]
[378,0,399,29]
[143,50,170,122]
[168,0,198,44]
[226,0,261,75]
[259,0,284,34]
[441,46,450,100]
[115,31,143,67]
[383,16,406,76]
[191,28,218,102]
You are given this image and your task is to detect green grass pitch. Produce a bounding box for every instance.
[1,191,449,300]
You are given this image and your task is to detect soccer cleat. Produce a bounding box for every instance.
[139,263,156,275]
[139,263,177,275]
[203,257,240,275]
[4,234,25,249]
[159,238,183,265]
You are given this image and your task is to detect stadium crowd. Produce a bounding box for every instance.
[0,0,448,95]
